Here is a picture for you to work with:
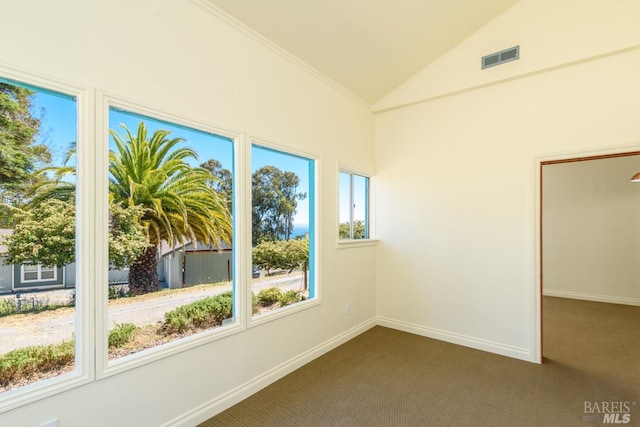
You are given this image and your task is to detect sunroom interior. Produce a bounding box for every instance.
[1,0,640,425]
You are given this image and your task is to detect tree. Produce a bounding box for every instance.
[0,83,50,227]
[200,158,232,214]
[2,198,149,269]
[253,238,309,272]
[252,237,309,289]
[0,83,49,184]
[339,220,366,239]
[109,122,232,295]
[252,166,306,244]
[2,199,75,267]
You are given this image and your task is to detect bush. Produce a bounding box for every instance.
[108,285,129,300]
[108,323,138,348]
[0,341,74,387]
[256,287,282,306]
[0,299,17,317]
[163,292,233,334]
[279,290,301,306]
[0,295,72,317]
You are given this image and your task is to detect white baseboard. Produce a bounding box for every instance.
[165,318,377,427]
[376,316,533,362]
[166,315,537,426]
[543,289,640,306]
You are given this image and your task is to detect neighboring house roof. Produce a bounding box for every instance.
[0,229,13,254]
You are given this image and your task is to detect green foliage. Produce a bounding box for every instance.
[252,165,306,244]
[2,199,75,267]
[2,197,147,270]
[0,83,49,185]
[108,323,138,348]
[108,285,129,300]
[0,299,17,317]
[253,237,309,275]
[0,294,73,317]
[0,340,74,387]
[254,287,302,309]
[163,292,233,333]
[108,203,149,269]
[109,122,232,248]
[252,241,282,275]
[200,158,233,214]
[29,142,76,206]
[256,287,283,306]
[281,238,309,271]
[0,83,51,228]
[110,122,232,294]
[339,220,367,239]
[279,290,301,306]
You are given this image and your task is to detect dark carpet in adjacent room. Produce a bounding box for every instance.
[200,297,640,426]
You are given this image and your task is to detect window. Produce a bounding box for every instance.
[251,144,315,317]
[0,77,79,398]
[105,106,235,366]
[20,264,57,282]
[339,171,369,239]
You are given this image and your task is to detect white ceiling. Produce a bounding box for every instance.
[205,0,520,104]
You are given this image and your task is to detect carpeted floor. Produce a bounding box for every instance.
[200,297,640,426]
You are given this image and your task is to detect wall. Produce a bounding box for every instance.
[374,0,640,362]
[542,155,640,305]
[0,0,376,425]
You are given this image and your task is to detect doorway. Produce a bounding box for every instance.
[539,151,640,359]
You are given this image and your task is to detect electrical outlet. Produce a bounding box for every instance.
[40,418,59,427]
[346,303,351,315]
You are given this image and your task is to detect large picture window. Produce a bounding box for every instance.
[251,144,315,317]
[0,78,78,394]
[0,74,319,409]
[105,107,235,365]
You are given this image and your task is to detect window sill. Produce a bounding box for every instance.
[249,297,321,328]
[337,238,378,249]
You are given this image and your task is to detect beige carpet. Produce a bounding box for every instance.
[200,297,640,426]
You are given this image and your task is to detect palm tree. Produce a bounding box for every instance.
[109,122,232,295]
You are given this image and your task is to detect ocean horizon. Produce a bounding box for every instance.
[292,224,309,238]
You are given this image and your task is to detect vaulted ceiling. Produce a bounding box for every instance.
[206,0,520,104]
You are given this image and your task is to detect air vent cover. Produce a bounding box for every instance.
[481,46,519,69]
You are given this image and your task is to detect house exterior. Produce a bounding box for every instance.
[0,229,127,293]
[0,225,230,293]
[160,241,232,289]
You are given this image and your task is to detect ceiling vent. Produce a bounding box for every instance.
[481,46,519,69]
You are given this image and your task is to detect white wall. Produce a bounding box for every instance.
[374,0,640,362]
[542,156,640,305]
[0,0,376,425]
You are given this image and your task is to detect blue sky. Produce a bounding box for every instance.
[30,90,311,226]
[32,91,77,166]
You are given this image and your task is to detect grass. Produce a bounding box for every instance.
[0,341,74,389]
[0,295,73,317]
[108,323,138,348]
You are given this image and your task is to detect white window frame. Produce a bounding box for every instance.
[97,93,244,380]
[338,166,377,248]
[248,137,320,328]
[0,65,93,414]
[20,264,57,283]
